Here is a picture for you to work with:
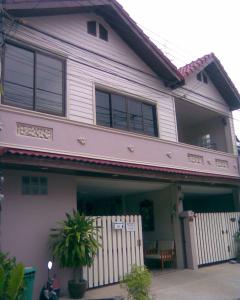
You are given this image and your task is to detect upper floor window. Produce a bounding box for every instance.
[99,24,108,41]
[199,134,216,150]
[196,71,208,84]
[87,21,108,41]
[3,42,65,116]
[96,90,158,137]
[87,21,97,36]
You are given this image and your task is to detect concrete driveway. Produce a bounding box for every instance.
[62,263,240,300]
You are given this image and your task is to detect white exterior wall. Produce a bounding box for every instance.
[2,12,237,151]
[2,170,77,298]
[177,71,229,112]
[175,70,237,154]
[4,13,177,142]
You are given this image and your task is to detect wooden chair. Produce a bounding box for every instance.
[144,240,175,270]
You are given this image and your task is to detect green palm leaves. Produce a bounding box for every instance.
[50,211,100,281]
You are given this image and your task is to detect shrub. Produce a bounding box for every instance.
[0,252,24,300]
[50,211,100,282]
[121,265,152,300]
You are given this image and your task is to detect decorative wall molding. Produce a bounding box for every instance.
[187,153,204,164]
[77,137,87,145]
[166,152,172,158]
[127,145,135,153]
[215,159,229,168]
[17,123,53,140]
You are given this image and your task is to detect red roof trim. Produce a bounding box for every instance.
[178,53,214,78]
[1,147,239,180]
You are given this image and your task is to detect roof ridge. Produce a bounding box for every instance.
[178,53,215,77]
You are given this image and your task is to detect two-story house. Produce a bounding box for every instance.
[1,0,240,297]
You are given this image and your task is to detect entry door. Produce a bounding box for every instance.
[83,215,144,288]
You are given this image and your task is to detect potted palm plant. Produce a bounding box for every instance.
[50,211,100,299]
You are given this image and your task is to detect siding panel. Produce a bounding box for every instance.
[5,13,179,142]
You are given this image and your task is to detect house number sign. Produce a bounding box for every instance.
[126,222,135,232]
[112,221,124,230]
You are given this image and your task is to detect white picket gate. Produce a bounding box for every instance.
[83,215,144,288]
[194,212,240,266]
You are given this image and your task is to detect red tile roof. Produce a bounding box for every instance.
[178,53,240,110]
[178,53,215,78]
[1,147,239,181]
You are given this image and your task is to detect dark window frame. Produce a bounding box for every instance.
[99,24,108,41]
[96,89,158,137]
[197,72,202,82]
[2,40,66,117]
[202,73,208,84]
[87,21,97,36]
[22,176,48,195]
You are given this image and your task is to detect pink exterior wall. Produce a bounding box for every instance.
[0,107,239,178]
[1,170,77,298]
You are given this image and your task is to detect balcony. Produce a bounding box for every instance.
[175,98,233,154]
[0,105,239,178]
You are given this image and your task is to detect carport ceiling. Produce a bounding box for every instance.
[175,98,222,127]
[182,185,232,196]
[77,176,169,197]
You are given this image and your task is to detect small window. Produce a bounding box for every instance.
[87,21,97,36]
[197,71,208,84]
[22,176,48,195]
[199,134,216,150]
[99,24,108,41]
[202,73,208,84]
[197,72,202,81]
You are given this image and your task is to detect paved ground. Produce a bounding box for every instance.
[62,263,240,300]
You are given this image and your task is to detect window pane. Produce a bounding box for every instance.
[142,104,156,136]
[128,99,143,132]
[99,24,108,41]
[36,54,63,115]
[31,177,39,195]
[40,177,48,195]
[4,44,34,109]
[96,90,111,127]
[87,21,97,36]
[112,94,127,130]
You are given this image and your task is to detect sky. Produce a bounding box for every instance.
[117,0,240,139]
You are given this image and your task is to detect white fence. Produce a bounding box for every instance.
[83,215,144,288]
[194,212,240,266]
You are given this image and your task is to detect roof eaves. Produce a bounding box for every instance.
[179,53,240,110]
[4,0,184,86]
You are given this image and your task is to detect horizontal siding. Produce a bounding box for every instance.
[176,72,229,114]
[5,14,178,142]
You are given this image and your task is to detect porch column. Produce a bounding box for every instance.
[172,184,185,269]
[180,211,198,270]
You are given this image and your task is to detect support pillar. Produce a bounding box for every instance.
[180,211,198,270]
[172,184,185,269]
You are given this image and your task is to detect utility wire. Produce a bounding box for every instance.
[1,8,240,127]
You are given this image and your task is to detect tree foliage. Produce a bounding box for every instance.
[0,252,24,300]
